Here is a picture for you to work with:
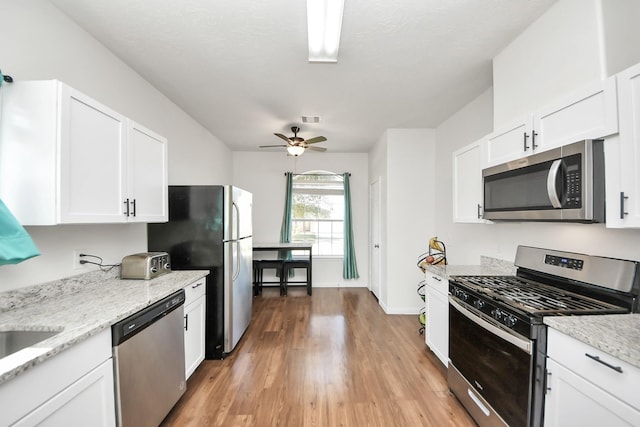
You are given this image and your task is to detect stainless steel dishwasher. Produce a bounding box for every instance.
[112,289,186,427]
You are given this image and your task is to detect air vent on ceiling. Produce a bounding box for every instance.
[302,115,321,123]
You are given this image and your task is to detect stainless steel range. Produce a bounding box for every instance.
[447,246,640,427]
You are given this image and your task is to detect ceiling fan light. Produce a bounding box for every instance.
[307,0,345,63]
[287,145,306,156]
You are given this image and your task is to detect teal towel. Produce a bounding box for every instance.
[0,199,40,265]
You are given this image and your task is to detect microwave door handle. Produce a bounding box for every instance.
[547,159,563,208]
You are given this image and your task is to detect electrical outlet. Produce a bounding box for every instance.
[73,250,86,269]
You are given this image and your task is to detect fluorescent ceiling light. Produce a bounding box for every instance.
[307,0,345,62]
[287,145,306,156]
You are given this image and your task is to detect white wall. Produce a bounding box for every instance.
[232,151,369,288]
[369,129,436,314]
[600,0,640,76]
[0,1,232,290]
[493,0,640,129]
[493,0,604,128]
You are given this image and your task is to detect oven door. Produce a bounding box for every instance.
[448,297,534,427]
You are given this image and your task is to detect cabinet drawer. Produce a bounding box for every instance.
[424,273,448,295]
[184,278,206,305]
[547,328,640,410]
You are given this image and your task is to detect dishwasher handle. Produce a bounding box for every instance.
[112,289,185,346]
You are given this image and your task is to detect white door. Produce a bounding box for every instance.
[370,178,382,299]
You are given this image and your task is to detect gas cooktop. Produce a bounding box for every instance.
[450,275,628,316]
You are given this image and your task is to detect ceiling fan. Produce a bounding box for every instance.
[259,126,327,156]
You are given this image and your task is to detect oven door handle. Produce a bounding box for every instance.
[449,297,532,354]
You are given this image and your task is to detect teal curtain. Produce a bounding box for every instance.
[279,172,293,261]
[0,199,40,265]
[343,173,359,279]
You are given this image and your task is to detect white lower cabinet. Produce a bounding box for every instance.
[184,278,207,379]
[424,272,449,367]
[0,329,115,427]
[544,328,640,426]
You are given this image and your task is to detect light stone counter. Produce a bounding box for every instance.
[544,314,640,369]
[0,269,208,385]
[423,255,516,278]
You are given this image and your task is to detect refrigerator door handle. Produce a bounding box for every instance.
[232,240,240,281]
[232,202,240,241]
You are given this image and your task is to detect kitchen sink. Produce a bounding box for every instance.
[0,330,61,359]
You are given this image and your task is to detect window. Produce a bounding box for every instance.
[291,171,344,256]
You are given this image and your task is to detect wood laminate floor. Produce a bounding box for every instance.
[161,287,476,427]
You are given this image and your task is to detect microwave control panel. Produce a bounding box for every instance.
[564,155,582,208]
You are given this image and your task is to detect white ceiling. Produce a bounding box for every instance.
[49,0,556,153]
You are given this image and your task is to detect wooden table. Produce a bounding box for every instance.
[253,242,313,293]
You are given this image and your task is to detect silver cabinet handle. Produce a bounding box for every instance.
[532,131,538,150]
[192,282,204,289]
[432,276,442,282]
[523,132,530,151]
[184,313,189,331]
[131,199,137,217]
[123,198,130,216]
[477,204,482,219]
[585,353,623,373]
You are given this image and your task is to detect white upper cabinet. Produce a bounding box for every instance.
[126,121,168,222]
[452,139,487,223]
[0,80,167,225]
[485,77,618,168]
[606,62,640,228]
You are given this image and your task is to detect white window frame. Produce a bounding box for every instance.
[291,171,344,258]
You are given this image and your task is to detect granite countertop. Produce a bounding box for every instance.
[544,314,640,370]
[423,255,516,278]
[0,269,208,385]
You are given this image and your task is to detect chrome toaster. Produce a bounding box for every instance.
[120,252,171,280]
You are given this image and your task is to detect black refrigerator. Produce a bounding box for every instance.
[148,185,253,359]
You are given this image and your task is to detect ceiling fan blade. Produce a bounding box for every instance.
[303,136,327,145]
[306,146,327,152]
[259,144,288,148]
[274,133,292,144]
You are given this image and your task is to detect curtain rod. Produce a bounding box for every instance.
[284,172,351,176]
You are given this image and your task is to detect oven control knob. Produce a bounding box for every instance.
[473,300,485,310]
[491,309,502,321]
[505,315,517,328]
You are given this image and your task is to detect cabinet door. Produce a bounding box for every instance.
[184,296,206,379]
[485,116,532,167]
[534,77,618,154]
[59,84,127,223]
[426,287,448,367]
[127,121,168,222]
[453,140,486,223]
[424,273,449,367]
[544,358,640,427]
[14,359,116,427]
[608,63,640,228]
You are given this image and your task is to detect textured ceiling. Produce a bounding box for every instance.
[49,0,556,153]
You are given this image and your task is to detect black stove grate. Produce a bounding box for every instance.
[453,276,628,316]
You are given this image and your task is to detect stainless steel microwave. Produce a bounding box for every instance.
[482,139,605,222]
